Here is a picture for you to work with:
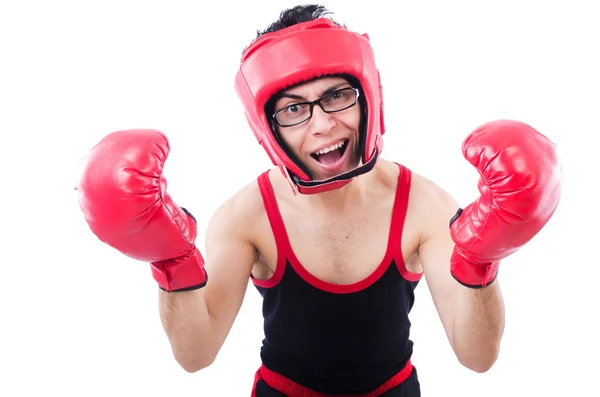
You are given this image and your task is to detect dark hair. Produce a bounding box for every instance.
[256,4,345,37]
[242,4,346,57]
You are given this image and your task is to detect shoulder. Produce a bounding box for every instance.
[381,158,459,235]
[407,168,460,238]
[411,171,457,207]
[206,170,272,238]
[377,158,454,204]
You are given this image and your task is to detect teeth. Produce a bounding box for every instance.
[314,140,345,155]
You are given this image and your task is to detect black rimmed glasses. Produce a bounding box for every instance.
[272,87,360,128]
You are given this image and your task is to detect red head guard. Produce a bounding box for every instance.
[235,18,385,195]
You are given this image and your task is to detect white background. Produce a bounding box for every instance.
[1,0,598,395]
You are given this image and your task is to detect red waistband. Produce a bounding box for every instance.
[253,360,414,397]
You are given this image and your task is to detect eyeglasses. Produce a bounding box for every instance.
[272,87,360,128]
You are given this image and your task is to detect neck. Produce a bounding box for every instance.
[299,169,375,212]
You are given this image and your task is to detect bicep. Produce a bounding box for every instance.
[416,184,462,343]
[418,230,458,341]
[201,201,257,343]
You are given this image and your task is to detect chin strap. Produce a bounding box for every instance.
[289,148,379,195]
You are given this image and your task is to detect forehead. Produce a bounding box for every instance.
[281,75,351,96]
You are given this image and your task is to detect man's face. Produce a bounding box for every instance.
[272,76,362,181]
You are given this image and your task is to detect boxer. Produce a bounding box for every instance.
[76,4,562,396]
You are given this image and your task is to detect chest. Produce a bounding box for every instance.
[292,213,388,276]
[255,195,406,285]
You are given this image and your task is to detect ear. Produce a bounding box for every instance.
[270,119,282,141]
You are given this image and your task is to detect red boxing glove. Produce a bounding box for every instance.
[76,129,207,292]
[450,120,562,287]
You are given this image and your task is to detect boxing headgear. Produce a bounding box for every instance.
[235,18,385,195]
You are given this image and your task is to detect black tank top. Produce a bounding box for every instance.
[252,163,422,395]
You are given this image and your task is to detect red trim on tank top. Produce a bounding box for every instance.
[253,163,422,292]
[253,171,289,289]
[391,164,422,283]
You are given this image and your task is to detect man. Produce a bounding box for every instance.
[76,4,562,396]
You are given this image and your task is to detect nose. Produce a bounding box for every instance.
[308,105,335,135]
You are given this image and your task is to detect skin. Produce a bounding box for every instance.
[159,76,506,375]
[271,77,363,182]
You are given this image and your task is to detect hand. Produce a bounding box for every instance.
[449,120,562,287]
[75,129,207,291]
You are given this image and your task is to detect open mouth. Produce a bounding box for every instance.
[310,139,348,165]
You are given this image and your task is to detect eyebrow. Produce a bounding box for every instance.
[280,82,350,100]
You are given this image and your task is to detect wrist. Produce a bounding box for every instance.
[151,248,208,292]
[450,246,499,288]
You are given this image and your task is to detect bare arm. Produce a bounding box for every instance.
[159,187,258,372]
[416,177,505,373]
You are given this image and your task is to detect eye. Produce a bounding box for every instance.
[325,89,349,103]
[284,103,307,113]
